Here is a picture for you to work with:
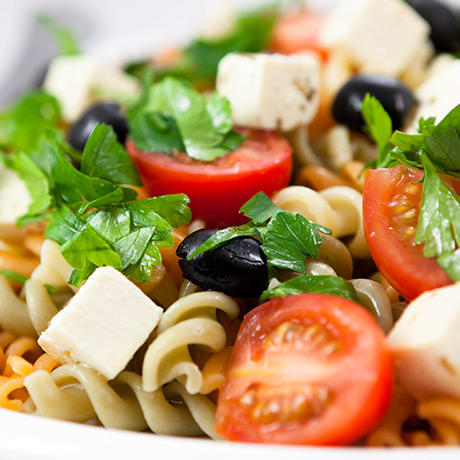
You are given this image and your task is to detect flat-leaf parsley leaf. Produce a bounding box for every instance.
[127,76,245,161]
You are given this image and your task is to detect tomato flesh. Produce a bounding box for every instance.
[269,11,329,61]
[215,294,393,445]
[363,166,452,300]
[126,129,292,227]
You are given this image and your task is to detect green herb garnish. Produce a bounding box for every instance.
[80,123,141,186]
[127,76,245,161]
[361,95,460,282]
[0,90,61,152]
[189,191,331,277]
[125,6,278,84]
[0,269,28,285]
[0,269,57,294]
[260,275,360,303]
[43,193,190,285]
[38,13,81,56]
[7,117,191,286]
[361,93,393,169]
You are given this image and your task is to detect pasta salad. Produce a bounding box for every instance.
[1,0,460,449]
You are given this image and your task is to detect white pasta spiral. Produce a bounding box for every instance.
[0,240,74,337]
[272,185,370,258]
[23,364,220,438]
[142,291,240,395]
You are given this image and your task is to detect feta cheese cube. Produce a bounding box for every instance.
[38,266,163,380]
[0,163,35,241]
[408,59,460,130]
[200,3,237,41]
[319,0,430,77]
[388,283,460,399]
[400,39,435,89]
[0,163,48,241]
[0,163,30,225]
[43,55,139,123]
[216,52,321,131]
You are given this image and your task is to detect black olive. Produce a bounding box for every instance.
[332,74,417,132]
[410,0,460,53]
[67,102,129,151]
[176,229,269,298]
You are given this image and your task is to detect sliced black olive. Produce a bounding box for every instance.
[332,74,417,132]
[410,0,460,53]
[176,229,269,298]
[67,102,128,151]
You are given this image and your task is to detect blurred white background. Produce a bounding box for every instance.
[0,0,342,106]
[1,0,460,107]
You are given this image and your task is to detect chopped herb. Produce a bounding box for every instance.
[415,153,460,259]
[0,269,28,285]
[438,249,460,281]
[2,151,51,222]
[0,90,61,152]
[3,98,192,286]
[361,96,460,282]
[128,111,185,154]
[0,269,57,294]
[239,190,281,224]
[125,6,278,84]
[80,123,141,187]
[38,13,81,56]
[361,93,393,169]
[188,192,331,277]
[42,192,191,286]
[8,125,141,225]
[127,76,245,161]
[58,219,123,271]
[260,275,360,303]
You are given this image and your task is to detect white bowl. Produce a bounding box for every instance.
[0,0,460,458]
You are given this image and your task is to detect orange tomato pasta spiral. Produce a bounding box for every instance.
[0,332,59,411]
[367,384,460,446]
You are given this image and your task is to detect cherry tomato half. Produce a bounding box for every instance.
[126,129,292,228]
[363,166,452,300]
[269,11,329,61]
[215,293,393,445]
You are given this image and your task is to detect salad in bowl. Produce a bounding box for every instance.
[1,0,460,456]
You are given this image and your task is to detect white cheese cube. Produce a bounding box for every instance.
[400,39,435,89]
[0,163,30,225]
[0,163,48,241]
[216,52,320,131]
[43,55,139,123]
[38,266,162,380]
[388,283,460,399]
[200,3,237,41]
[0,163,32,241]
[319,0,430,77]
[408,59,460,130]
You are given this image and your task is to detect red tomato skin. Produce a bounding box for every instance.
[215,294,393,446]
[126,130,292,228]
[363,166,452,301]
[269,12,329,61]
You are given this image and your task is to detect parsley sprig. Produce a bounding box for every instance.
[1,93,192,286]
[45,193,191,286]
[38,13,81,56]
[127,76,245,162]
[189,191,331,277]
[260,275,360,303]
[362,95,460,282]
[0,90,62,152]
